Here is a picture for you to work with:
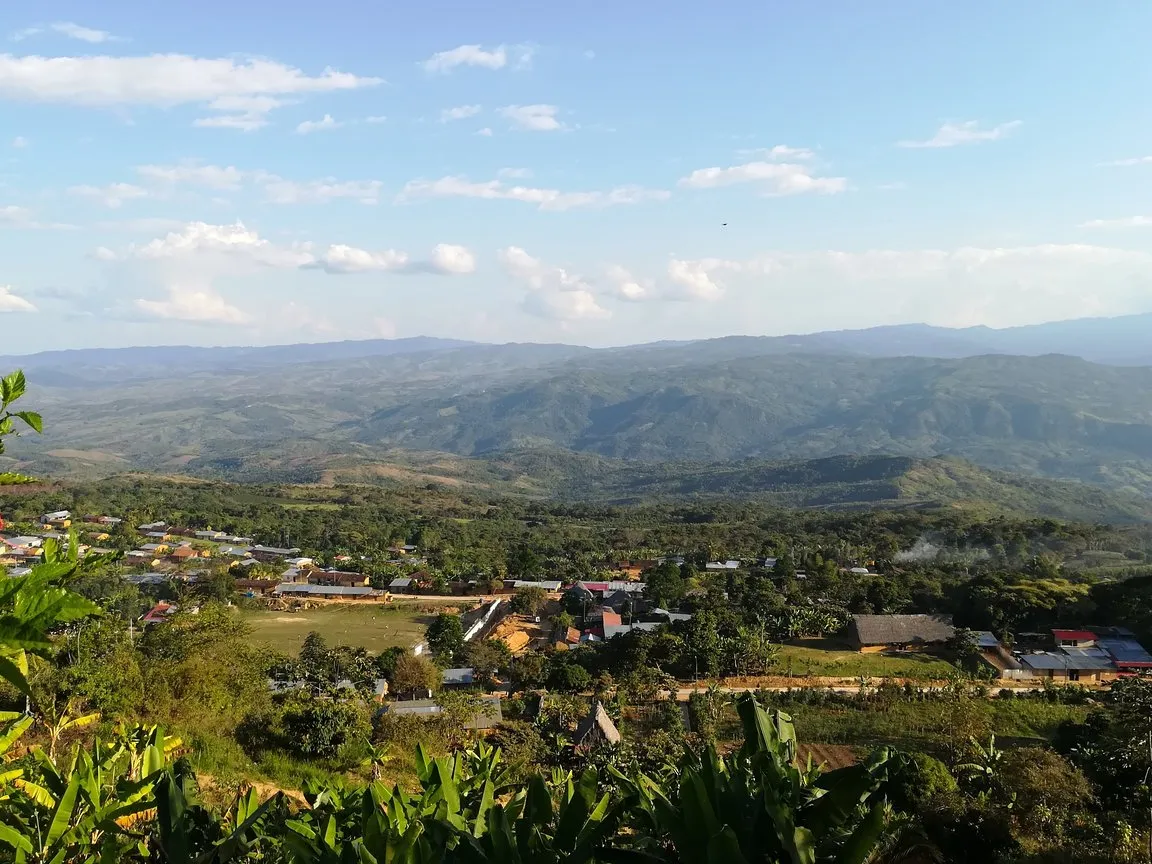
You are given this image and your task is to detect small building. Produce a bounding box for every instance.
[141,602,177,625]
[285,557,314,568]
[604,621,662,639]
[169,546,198,562]
[1053,629,1097,649]
[251,545,302,561]
[389,577,413,592]
[40,510,71,525]
[272,583,379,600]
[847,614,955,653]
[234,578,279,596]
[705,560,741,571]
[441,667,476,687]
[1019,651,1116,684]
[379,696,502,730]
[574,701,621,748]
[137,521,167,532]
[309,569,370,587]
[140,543,170,554]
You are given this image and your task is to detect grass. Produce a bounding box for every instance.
[239,604,432,654]
[775,640,958,680]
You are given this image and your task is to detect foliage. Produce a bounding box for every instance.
[510,586,548,617]
[426,613,466,664]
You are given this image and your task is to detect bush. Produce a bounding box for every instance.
[281,696,370,759]
[888,752,959,814]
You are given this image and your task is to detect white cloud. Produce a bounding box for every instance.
[0,53,380,130]
[306,242,476,276]
[0,285,36,312]
[739,144,816,161]
[398,175,669,211]
[500,104,565,132]
[50,22,118,43]
[440,104,482,122]
[1102,155,1152,167]
[429,243,476,275]
[604,265,651,301]
[679,160,846,196]
[1080,216,1152,228]
[499,246,609,321]
[256,174,382,205]
[364,115,387,124]
[295,113,341,134]
[10,27,43,42]
[136,162,244,190]
[475,127,493,137]
[423,44,531,73]
[657,244,1152,329]
[897,120,1021,148]
[68,182,150,208]
[92,245,118,260]
[11,135,27,148]
[0,205,33,224]
[127,221,314,268]
[135,285,248,324]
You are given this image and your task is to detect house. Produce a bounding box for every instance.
[379,696,502,730]
[574,701,621,747]
[194,530,224,540]
[1094,629,1152,672]
[505,579,562,592]
[441,667,476,687]
[848,567,871,575]
[272,584,379,600]
[389,577,413,592]
[251,545,302,562]
[169,546,198,562]
[847,614,955,653]
[1018,651,1117,683]
[1053,629,1097,649]
[141,602,178,625]
[218,546,251,558]
[83,515,121,525]
[285,557,314,568]
[140,543,170,554]
[40,510,71,526]
[599,609,622,628]
[137,521,167,532]
[309,569,369,588]
[5,536,42,548]
[601,590,637,614]
[234,578,278,596]
[705,560,741,571]
[144,531,169,540]
[232,559,261,570]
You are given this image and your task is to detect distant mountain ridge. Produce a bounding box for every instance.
[5,310,1152,376]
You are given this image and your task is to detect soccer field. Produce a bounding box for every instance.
[239,604,434,654]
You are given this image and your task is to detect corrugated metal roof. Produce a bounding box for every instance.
[1097,637,1152,666]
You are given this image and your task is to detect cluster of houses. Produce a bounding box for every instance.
[848,613,1152,684]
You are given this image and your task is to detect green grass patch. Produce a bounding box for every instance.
[775,640,958,680]
[239,604,433,654]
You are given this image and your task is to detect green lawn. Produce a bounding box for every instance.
[239,605,433,654]
[775,640,958,680]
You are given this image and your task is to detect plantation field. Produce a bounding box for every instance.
[776,640,958,680]
[240,604,433,654]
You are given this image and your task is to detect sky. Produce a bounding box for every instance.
[2,1,1152,353]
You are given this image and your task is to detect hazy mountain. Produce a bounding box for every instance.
[7,312,1152,501]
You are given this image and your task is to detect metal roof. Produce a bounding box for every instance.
[1097,637,1152,667]
[1053,629,1096,641]
[273,584,377,596]
[441,667,475,685]
[604,622,662,639]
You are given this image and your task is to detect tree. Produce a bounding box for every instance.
[390,652,440,698]
[509,652,548,689]
[506,543,541,578]
[466,638,512,683]
[511,585,548,616]
[426,613,466,664]
[281,694,369,759]
[645,561,685,609]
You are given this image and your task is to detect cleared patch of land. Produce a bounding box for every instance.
[775,639,958,680]
[240,604,432,654]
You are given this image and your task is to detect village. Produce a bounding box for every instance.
[4,507,1151,700]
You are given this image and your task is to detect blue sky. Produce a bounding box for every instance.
[2,1,1152,353]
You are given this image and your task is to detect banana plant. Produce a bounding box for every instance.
[610,692,900,864]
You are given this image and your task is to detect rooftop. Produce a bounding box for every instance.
[849,614,955,646]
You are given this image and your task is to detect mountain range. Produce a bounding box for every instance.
[5,311,1152,510]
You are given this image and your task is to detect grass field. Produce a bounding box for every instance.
[775,640,958,680]
[240,604,433,654]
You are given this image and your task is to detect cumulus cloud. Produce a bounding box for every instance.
[499,104,565,131]
[305,242,476,275]
[0,53,380,130]
[295,114,340,134]
[897,120,1021,148]
[440,104,482,122]
[0,285,36,312]
[499,246,609,321]
[67,182,150,208]
[423,44,531,73]
[398,175,669,211]
[679,159,846,196]
[135,285,248,324]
